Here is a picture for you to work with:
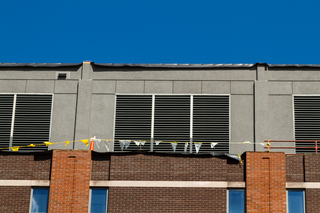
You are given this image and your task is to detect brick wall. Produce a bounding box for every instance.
[48,150,91,213]
[304,154,320,182]
[246,152,286,213]
[91,152,110,180]
[108,187,226,213]
[0,186,31,213]
[305,188,320,213]
[286,154,304,182]
[93,152,244,181]
[0,152,51,180]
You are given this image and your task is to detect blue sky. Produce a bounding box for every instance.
[1,0,320,64]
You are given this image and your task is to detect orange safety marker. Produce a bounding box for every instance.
[90,136,95,151]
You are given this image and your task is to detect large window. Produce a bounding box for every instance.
[30,188,49,213]
[287,190,305,213]
[0,94,52,151]
[89,188,108,213]
[114,95,229,153]
[228,189,245,213]
[294,96,320,153]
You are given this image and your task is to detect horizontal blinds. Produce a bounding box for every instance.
[295,96,320,153]
[114,95,230,153]
[153,95,190,152]
[193,95,229,153]
[12,95,52,150]
[0,95,14,148]
[114,95,152,151]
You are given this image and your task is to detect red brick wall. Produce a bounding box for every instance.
[246,152,286,213]
[108,187,226,213]
[99,153,243,181]
[0,186,31,213]
[48,150,91,213]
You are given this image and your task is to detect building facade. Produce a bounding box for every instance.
[1,62,320,154]
[0,150,319,212]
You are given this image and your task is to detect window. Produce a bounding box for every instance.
[114,95,229,153]
[89,188,108,213]
[0,94,52,150]
[287,190,305,213]
[228,189,245,213]
[30,188,49,213]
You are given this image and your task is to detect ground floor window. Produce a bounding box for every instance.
[228,189,245,213]
[287,190,305,213]
[89,188,108,213]
[30,187,49,213]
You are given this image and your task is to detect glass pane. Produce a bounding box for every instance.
[91,189,108,213]
[288,190,304,213]
[31,188,49,213]
[229,190,245,213]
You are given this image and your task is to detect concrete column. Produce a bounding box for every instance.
[254,64,269,151]
[74,62,93,149]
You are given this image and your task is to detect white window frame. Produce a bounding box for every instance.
[29,187,50,213]
[0,93,54,149]
[113,94,231,153]
[227,188,245,213]
[89,188,109,213]
[287,189,305,213]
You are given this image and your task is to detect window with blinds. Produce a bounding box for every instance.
[0,94,53,151]
[294,96,320,153]
[114,95,229,153]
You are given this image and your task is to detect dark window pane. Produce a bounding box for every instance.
[288,190,304,213]
[229,190,245,213]
[91,189,108,213]
[31,188,49,213]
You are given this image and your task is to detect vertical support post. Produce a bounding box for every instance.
[316,141,318,154]
[9,94,17,151]
[190,95,193,153]
[151,95,155,152]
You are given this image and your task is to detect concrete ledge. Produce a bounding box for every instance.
[287,182,320,189]
[0,180,50,186]
[90,181,245,188]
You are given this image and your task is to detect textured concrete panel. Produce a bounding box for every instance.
[93,70,256,81]
[268,82,292,94]
[116,81,144,93]
[269,71,320,81]
[145,81,173,94]
[54,81,78,94]
[26,80,54,93]
[268,95,295,153]
[230,95,254,154]
[0,80,26,93]
[231,82,253,94]
[174,81,201,94]
[293,82,320,94]
[90,95,115,151]
[201,81,230,94]
[50,94,77,150]
[92,81,116,94]
[74,80,92,150]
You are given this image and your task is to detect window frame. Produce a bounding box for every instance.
[89,188,109,213]
[113,93,231,153]
[29,187,50,213]
[287,189,305,213]
[227,188,246,213]
[0,93,54,150]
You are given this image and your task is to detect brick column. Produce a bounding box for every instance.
[48,150,91,213]
[246,152,286,213]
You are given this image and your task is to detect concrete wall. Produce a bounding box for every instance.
[1,63,320,154]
